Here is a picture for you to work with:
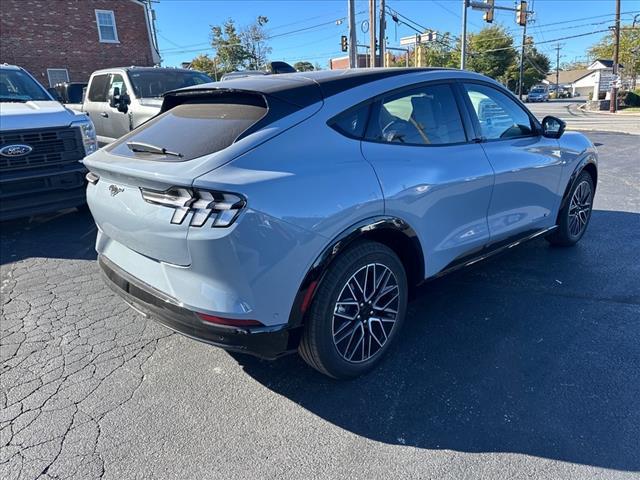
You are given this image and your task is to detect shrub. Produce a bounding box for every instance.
[622,90,640,107]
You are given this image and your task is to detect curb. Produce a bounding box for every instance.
[577,103,640,116]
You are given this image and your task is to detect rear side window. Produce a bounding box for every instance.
[329,104,370,139]
[107,99,267,161]
[88,74,109,102]
[365,83,467,145]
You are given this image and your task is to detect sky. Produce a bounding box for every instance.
[153,0,640,69]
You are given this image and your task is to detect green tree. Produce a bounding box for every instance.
[561,60,589,71]
[190,54,218,80]
[293,61,315,72]
[506,41,551,92]
[466,25,517,82]
[241,16,271,70]
[421,33,457,68]
[211,18,247,73]
[588,26,640,85]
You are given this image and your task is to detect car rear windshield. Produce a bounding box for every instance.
[107,97,267,161]
[0,69,50,102]
[127,70,212,98]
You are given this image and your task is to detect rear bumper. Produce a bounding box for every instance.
[98,255,295,359]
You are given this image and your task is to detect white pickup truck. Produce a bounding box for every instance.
[0,64,97,221]
[77,66,212,146]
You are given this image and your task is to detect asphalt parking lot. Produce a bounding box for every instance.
[1,131,639,480]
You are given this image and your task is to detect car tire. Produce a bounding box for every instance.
[546,171,594,247]
[298,241,408,379]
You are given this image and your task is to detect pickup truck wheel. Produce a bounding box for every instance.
[547,171,594,246]
[299,241,408,379]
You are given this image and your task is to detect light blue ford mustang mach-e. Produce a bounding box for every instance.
[84,68,597,379]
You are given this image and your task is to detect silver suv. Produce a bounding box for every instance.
[85,69,597,378]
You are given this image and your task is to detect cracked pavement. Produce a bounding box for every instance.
[1,131,639,479]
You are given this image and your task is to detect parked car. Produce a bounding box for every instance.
[526,85,550,102]
[49,81,87,111]
[0,64,97,221]
[85,68,597,379]
[80,67,212,145]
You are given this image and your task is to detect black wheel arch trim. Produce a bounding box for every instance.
[559,156,598,212]
[286,216,424,330]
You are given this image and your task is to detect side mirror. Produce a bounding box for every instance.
[108,86,120,108]
[541,115,566,139]
[116,93,130,113]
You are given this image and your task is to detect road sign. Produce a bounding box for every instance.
[399,31,437,45]
[599,74,616,92]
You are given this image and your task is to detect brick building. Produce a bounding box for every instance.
[0,0,161,86]
[329,54,370,70]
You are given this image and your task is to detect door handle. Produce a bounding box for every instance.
[100,112,109,118]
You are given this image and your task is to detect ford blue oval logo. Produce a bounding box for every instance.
[0,144,33,157]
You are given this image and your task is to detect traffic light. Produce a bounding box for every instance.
[483,0,495,23]
[516,1,527,26]
[341,35,348,52]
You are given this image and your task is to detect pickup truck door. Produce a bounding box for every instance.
[102,73,131,143]
[83,73,110,145]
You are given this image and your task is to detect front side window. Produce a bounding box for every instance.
[365,83,467,145]
[463,83,534,140]
[95,10,118,43]
[88,74,109,102]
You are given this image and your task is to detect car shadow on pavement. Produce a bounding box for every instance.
[0,208,97,265]
[233,209,640,472]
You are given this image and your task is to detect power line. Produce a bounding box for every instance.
[472,29,610,55]
[266,10,345,32]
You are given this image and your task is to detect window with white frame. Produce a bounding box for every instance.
[95,10,119,43]
[47,68,69,87]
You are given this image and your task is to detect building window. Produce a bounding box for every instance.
[95,9,119,43]
[47,68,69,87]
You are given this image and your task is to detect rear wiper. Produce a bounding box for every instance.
[126,141,183,158]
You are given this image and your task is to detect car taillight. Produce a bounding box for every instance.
[197,313,264,327]
[140,187,245,227]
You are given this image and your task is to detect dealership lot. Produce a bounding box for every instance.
[1,131,639,479]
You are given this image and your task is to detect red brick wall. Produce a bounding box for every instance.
[329,55,370,70]
[0,0,156,85]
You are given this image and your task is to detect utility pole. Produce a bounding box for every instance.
[369,0,377,67]
[516,1,528,100]
[555,43,561,96]
[610,0,621,113]
[348,0,358,68]
[379,0,386,67]
[518,22,527,100]
[460,0,468,69]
